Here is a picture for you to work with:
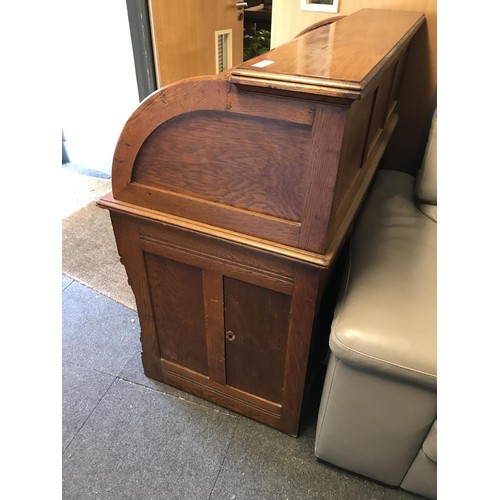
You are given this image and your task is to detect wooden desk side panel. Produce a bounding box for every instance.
[112,76,318,248]
[323,49,409,253]
[108,212,163,381]
[298,103,347,252]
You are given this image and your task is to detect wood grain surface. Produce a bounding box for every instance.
[232,9,424,97]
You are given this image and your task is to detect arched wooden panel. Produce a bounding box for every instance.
[132,110,311,221]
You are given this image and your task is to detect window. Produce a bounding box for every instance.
[301,0,339,13]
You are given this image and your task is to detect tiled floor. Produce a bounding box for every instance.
[62,273,425,499]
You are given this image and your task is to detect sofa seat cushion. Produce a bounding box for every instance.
[329,169,437,388]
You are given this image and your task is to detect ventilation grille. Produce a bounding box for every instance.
[215,30,232,74]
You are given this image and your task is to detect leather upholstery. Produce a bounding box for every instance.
[416,110,437,221]
[330,170,437,388]
[422,419,437,462]
[401,420,437,498]
[315,356,436,486]
[315,109,437,498]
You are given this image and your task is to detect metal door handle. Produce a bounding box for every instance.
[236,2,248,9]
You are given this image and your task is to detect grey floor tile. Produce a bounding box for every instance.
[61,276,429,500]
[62,273,74,291]
[62,360,116,451]
[119,348,237,417]
[210,417,386,500]
[63,378,238,500]
[383,486,426,499]
[62,280,141,376]
[297,370,327,439]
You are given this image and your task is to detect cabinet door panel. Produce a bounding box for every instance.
[144,253,208,375]
[224,277,291,403]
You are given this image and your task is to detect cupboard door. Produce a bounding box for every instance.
[144,253,208,376]
[224,277,292,404]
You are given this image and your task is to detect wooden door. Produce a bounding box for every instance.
[149,0,244,87]
[224,277,292,404]
[143,254,293,407]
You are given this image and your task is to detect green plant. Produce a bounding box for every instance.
[243,24,271,61]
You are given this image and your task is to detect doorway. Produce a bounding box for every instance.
[62,0,139,179]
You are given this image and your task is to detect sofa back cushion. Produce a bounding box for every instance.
[415,109,437,221]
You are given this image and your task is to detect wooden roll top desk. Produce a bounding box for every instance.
[98,9,425,436]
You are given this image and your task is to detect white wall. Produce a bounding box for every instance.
[62,0,139,173]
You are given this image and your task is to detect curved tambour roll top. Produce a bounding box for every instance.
[109,9,425,259]
[111,76,320,252]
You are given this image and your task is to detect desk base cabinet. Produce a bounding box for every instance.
[110,211,331,436]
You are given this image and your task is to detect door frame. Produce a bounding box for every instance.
[126,0,158,101]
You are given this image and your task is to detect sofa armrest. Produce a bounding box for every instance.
[330,170,437,388]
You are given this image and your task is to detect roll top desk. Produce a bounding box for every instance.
[98,9,425,436]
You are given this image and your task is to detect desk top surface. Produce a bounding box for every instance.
[231,9,424,98]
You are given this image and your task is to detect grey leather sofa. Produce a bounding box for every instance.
[315,110,437,499]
